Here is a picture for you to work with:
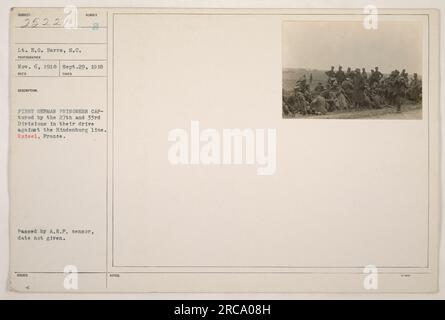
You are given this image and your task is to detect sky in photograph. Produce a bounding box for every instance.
[282,21,423,75]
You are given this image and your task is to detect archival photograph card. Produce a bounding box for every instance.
[8,7,440,293]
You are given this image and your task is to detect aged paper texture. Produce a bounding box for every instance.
[9,8,440,292]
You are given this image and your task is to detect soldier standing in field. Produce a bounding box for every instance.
[390,70,406,112]
[325,66,336,87]
[361,68,368,84]
[345,67,353,79]
[341,77,354,102]
[353,69,366,109]
[375,67,383,81]
[371,66,383,86]
[326,66,336,78]
[335,66,346,85]
[408,73,422,102]
[369,69,376,86]
[401,69,408,79]
[400,69,409,98]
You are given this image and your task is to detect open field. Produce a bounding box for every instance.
[284,103,422,120]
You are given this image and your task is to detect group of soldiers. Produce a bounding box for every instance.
[283,65,422,116]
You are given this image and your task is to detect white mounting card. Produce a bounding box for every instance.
[9,7,440,292]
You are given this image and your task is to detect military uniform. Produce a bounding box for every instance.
[335,69,346,85]
[352,72,365,108]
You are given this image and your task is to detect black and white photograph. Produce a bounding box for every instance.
[282,21,423,119]
[2,2,443,303]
